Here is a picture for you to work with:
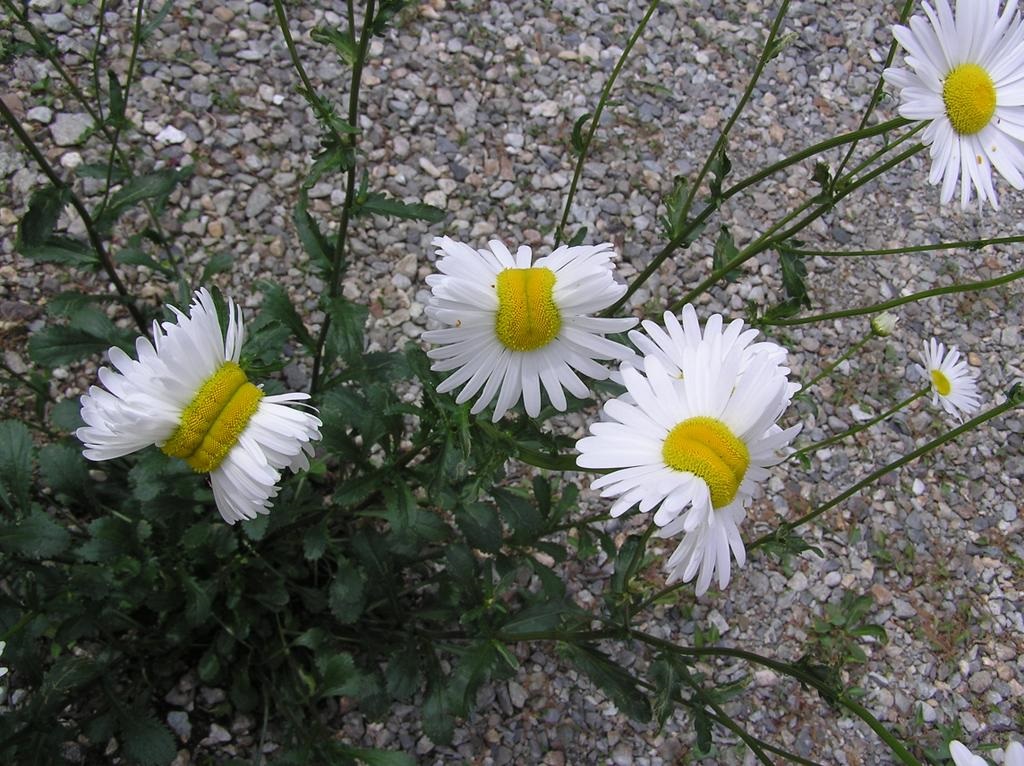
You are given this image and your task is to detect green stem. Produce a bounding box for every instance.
[753,391,1023,545]
[0,99,148,335]
[626,631,923,766]
[761,263,1024,327]
[677,0,792,229]
[305,0,377,396]
[554,0,660,246]
[797,335,872,396]
[783,232,1024,257]
[668,139,925,313]
[789,389,927,461]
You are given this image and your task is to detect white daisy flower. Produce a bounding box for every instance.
[883,0,1024,209]
[77,288,322,524]
[576,319,800,596]
[422,237,638,422]
[0,640,7,681]
[951,739,1024,766]
[918,337,981,422]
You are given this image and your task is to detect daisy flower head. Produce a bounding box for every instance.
[422,237,639,422]
[950,739,1024,766]
[0,640,7,681]
[883,0,1024,209]
[919,337,981,422]
[576,310,800,596]
[77,288,322,524]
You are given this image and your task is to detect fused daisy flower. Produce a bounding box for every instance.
[919,337,981,422]
[883,0,1024,209]
[576,311,800,596]
[422,237,638,422]
[78,289,322,524]
[950,739,1024,766]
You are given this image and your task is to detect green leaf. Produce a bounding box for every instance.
[708,147,732,200]
[95,169,191,232]
[492,488,543,545]
[0,420,34,513]
[449,641,504,715]
[566,226,588,247]
[0,509,69,558]
[39,655,104,709]
[422,679,454,745]
[385,645,422,700]
[198,650,221,683]
[354,192,446,223]
[329,558,366,624]
[200,252,233,281]
[348,748,415,766]
[140,0,174,40]
[311,25,358,66]
[76,162,128,181]
[120,711,176,766]
[454,502,502,553]
[323,297,368,367]
[570,112,592,153]
[29,325,108,367]
[779,248,811,312]
[712,226,742,283]
[50,398,85,432]
[559,643,651,722]
[259,281,315,349]
[295,190,333,274]
[17,186,68,251]
[184,576,214,626]
[107,70,125,124]
[318,653,370,698]
[77,517,132,562]
[21,236,99,267]
[500,600,568,638]
[693,705,713,753]
[650,655,686,729]
[302,518,328,561]
[39,443,89,497]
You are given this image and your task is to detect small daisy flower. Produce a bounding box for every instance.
[883,0,1024,209]
[576,313,800,596]
[871,311,899,337]
[422,237,638,422]
[919,337,981,422]
[77,288,322,524]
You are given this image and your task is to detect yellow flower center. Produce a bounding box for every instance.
[942,63,996,136]
[494,267,561,352]
[161,362,263,473]
[662,416,750,509]
[930,369,952,397]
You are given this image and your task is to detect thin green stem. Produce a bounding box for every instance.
[602,117,911,317]
[789,388,927,461]
[782,233,1024,257]
[90,0,110,124]
[626,631,922,766]
[797,335,872,397]
[554,0,660,246]
[301,0,377,395]
[833,0,916,179]
[0,99,148,335]
[677,0,791,228]
[752,391,1022,545]
[761,263,1024,327]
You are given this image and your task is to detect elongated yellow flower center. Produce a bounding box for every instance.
[942,63,996,136]
[162,362,263,473]
[662,416,750,509]
[494,267,561,352]
[930,369,952,397]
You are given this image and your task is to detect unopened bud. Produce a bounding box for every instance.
[871,312,898,337]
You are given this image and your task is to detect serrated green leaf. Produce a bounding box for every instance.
[95,169,190,232]
[50,398,85,433]
[500,600,568,638]
[422,679,454,745]
[318,653,372,699]
[708,147,732,200]
[0,420,33,513]
[454,502,502,553]
[200,252,233,282]
[17,186,68,251]
[329,558,366,624]
[779,248,811,312]
[559,643,651,722]
[198,650,221,683]
[385,646,422,700]
[302,518,328,561]
[449,641,504,715]
[492,488,543,545]
[0,509,69,558]
[712,226,742,283]
[610,533,647,597]
[29,325,111,367]
[311,25,358,65]
[354,192,445,223]
[650,655,686,729]
[323,297,368,367]
[184,576,213,626]
[120,711,176,766]
[39,443,89,497]
[693,705,713,753]
[258,281,315,350]
[39,655,104,709]
[21,236,99,267]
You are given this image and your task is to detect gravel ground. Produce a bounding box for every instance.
[2,0,1023,764]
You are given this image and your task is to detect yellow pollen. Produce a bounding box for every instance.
[662,417,750,509]
[494,267,561,352]
[161,362,263,473]
[930,369,952,397]
[942,63,996,136]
